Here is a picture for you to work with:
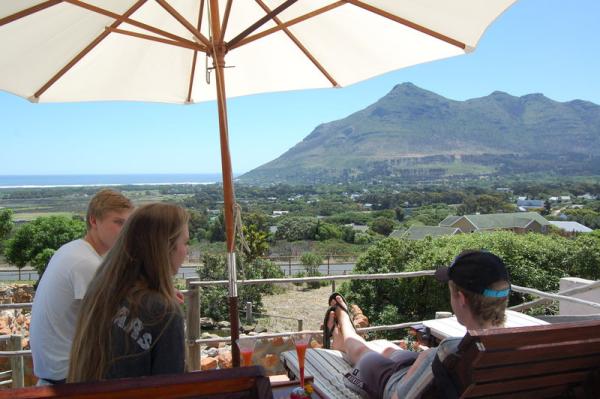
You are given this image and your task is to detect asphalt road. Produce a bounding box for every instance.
[0,263,357,282]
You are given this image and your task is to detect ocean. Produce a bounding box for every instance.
[0,174,224,188]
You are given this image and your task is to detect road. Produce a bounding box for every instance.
[0,262,357,282]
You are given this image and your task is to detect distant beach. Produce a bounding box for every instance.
[0,174,225,188]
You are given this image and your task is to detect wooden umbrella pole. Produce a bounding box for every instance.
[209,0,240,368]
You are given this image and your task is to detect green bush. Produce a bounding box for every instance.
[341,231,595,331]
[300,252,324,289]
[195,253,284,321]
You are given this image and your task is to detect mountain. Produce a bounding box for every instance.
[240,83,600,184]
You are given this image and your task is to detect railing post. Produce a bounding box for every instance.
[327,255,330,275]
[297,319,303,331]
[185,280,201,371]
[288,256,292,276]
[246,302,253,323]
[9,335,23,388]
[332,280,336,293]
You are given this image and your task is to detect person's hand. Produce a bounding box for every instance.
[174,289,185,304]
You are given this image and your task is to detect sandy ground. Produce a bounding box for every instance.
[261,284,333,333]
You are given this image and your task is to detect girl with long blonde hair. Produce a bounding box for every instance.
[68,203,189,382]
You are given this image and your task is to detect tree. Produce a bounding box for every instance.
[542,200,552,216]
[300,252,324,289]
[207,212,226,242]
[0,208,13,249]
[240,224,269,262]
[188,209,209,241]
[369,217,395,236]
[4,215,86,275]
[394,207,405,222]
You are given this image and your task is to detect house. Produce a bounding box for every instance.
[577,193,597,201]
[272,210,289,217]
[345,223,369,232]
[496,187,512,194]
[516,199,544,210]
[549,221,593,234]
[439,212,550,234]
[392,225,461,240]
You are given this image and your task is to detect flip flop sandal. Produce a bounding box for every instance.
[328,292,358,333]
[322,306,337,349]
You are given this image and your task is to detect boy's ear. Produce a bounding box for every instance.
[457,290,469,308]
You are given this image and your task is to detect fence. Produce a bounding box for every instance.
[183,271,600,371]
[0,303,31,389]
[2,273,600,386]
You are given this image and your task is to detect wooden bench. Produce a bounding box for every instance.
[282,320,600,399]
[423,319,600,398]
[0,366,273,399]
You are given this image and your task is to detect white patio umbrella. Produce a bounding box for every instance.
[0,0,517,367]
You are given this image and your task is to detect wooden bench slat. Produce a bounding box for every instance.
[468,320,600,349]
[471,354,600,382]
[473,340,600,367]
[0,367,272,399]
[463,370,591,397]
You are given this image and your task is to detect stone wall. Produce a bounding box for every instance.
[0,284,35,388]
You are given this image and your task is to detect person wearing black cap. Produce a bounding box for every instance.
[332,250,510,399]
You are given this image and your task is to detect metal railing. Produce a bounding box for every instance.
[182,271,600,371]
[2,272,600,385]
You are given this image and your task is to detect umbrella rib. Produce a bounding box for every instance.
[107,27,204,51]
[344,0,466,49]
[186,0,205,103]
[33,0,148,100]
[220,0,233,43]
[0,0,63,27]
[64,0,203,50]
[155,0,211,48]
[253,0,339,88]
[227,0,298,50]
[230,1,345,50]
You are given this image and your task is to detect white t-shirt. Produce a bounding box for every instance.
[30,239,102,380]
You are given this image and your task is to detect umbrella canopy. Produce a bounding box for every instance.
[0,0,517,368]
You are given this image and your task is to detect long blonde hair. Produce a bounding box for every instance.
[68,203,189,382]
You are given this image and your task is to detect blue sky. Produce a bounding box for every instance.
[1,0,599,175]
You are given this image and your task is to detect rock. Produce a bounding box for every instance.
[200,317,216,329]
[200,332,220,340]
[351,304,363,316]
[217,351,232,369]
[216,321,230,329]
[354,314,369,328]
[262,353,278,369]
[201,357,218,370]
[254,326,267,334]
[205,347,219,358]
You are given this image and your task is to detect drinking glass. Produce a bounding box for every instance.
[291,332,312,389]
[235,336,257,367]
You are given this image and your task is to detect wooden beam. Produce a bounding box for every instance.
[227,0,298,50]
[220,0,233,43]
[0,0,63,27]
[186,0,205,103]
[253,0,339,87]
[34,0,148,99]
[343,0,466,50]
[155,0,210,48]
[107,27,204,51]
[231,1,345,50]
[65,0,202,50]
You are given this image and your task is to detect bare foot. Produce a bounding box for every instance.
[328,310,346,352]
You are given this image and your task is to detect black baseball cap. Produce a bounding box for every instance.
[434,250,510,298]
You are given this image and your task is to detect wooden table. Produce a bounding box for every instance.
[422,309,549,340]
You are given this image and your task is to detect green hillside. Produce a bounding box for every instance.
[241,83,600,184]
